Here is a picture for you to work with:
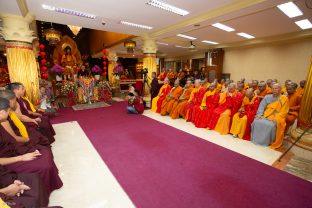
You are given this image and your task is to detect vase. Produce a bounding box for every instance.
[56,75,62,81]
[95,75,100,80]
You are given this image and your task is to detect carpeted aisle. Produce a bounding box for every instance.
[52,102,312,208]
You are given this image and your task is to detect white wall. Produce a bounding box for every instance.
[223,39,312,84]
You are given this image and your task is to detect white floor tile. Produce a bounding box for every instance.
[143,110,282,165]
[49,121,135,208]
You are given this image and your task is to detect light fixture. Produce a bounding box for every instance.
[124,40,136,53]
[68,25,82,36]
[277,2,303,18]
[175,45,189,48]
[237,32,255,39]
[177,34,196,40]
[157,42,169,45]
[44,23,61,46]
[295,19,312,30]
[146,0,189,16]
[212,23,235,32]
[120,21,153,30]
[202,40,219,45]
[42,4,96,19]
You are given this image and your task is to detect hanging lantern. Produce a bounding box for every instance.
[39,44,45,50]
[40,52,46,58]
[102,49,108,54]
[103,61,107,65]
[44,26,61,46]
[104,72,107,75]
[42,73,48,79]
[41,66,48,71]
[103,55,107,59]
[124,40,136,53]
[41,59,47,64]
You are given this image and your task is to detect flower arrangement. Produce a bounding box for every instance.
[50,64,64,75]
[60,81,77,95]
[91,65,102,75]
[112,65,123,76]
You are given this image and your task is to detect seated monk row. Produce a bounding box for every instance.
[153,77,305,150]
[0,89,62,206]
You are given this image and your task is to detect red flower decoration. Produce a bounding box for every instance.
[103,55,107,59]
[102,49,108,54]
[104,72,108,75]
[39,44,45,50]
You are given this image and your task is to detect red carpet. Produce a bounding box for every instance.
[52,102,312,208]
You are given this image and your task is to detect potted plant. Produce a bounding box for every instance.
[91,65,102,80]
[50,64,64,81]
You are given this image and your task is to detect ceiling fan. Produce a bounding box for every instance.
[189,41,196,49]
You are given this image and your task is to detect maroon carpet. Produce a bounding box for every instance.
[52,102,312,208]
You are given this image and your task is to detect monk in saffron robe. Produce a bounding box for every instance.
[8,83,55,143]
[170,81,193,119]
[184,79,206,122]
[193,83,220,128]
[285,83,302,131]
[251,83,289,149]
[257,82,269,100]
[151,78,171,113]
[252,80,259,91]
[167,68,177,85]
[157,68,168,81]
[297,80,306,96]
[0,90,50,147]
[281,80,291,95]
[230,88,260,140]
[160,79,183,116]
[0,98,63,194]
[207,83,244,135]
[0,165,49,207]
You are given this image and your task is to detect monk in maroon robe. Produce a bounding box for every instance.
[0,165,49,207]
[0,98,62,195]
[8,83,55,143]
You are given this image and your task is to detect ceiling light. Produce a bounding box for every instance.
[277,2,303,18]
[177,34,196,40]
[120,21,153,30]
[157,42,169,45]
[202,40,219,45]
[212,23,235,32]
[237,32,255,39]
[295,19,312,30]
[42,4,96,19]
[146,0,189,16]
[175,45,189,48]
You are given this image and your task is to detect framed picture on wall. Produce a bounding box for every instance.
[221,73,231,80]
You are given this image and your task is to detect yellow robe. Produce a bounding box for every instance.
[9,111,29,138]
[151,84,169,113]
[263,96,289,149]
[230,95,258,139]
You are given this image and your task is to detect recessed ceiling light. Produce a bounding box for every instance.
[295,19,312,30]
[146,0,189,16]
[237,32,255,39]
[120,21,153,30]
[177,34,196,40]
[42,4,96,19]
[212,23,235,32]
[202,40,219,45]
[176,45,189,48]
[277,2,303,18]
[157,42,169,45]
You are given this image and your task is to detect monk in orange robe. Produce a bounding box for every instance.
[252,80,259,91]
[230,88,260,140]
[160,79,183,116]
[296,80,306,96]
[251,83,289,149]
[170,81,193,119]
[193,83,220,128]
[207,83,244,135]
[151,78,171,113]
[285,83,302,131]
[157,68,168,81]
[184,80,206,122]
[257,82,269,100]
[281,80,291,95]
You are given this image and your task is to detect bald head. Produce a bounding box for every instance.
[272,83,281,96]
[245,88,254,99]
[258,82,267,91]
[174,79,180,87]
[194,79,201,88]
[286,82,297,95]
[228,83,236,93]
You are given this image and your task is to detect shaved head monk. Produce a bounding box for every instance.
[285,83,302,131]
[151,78,171,113]
[251,83,289,149]
[160,79,183,116]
